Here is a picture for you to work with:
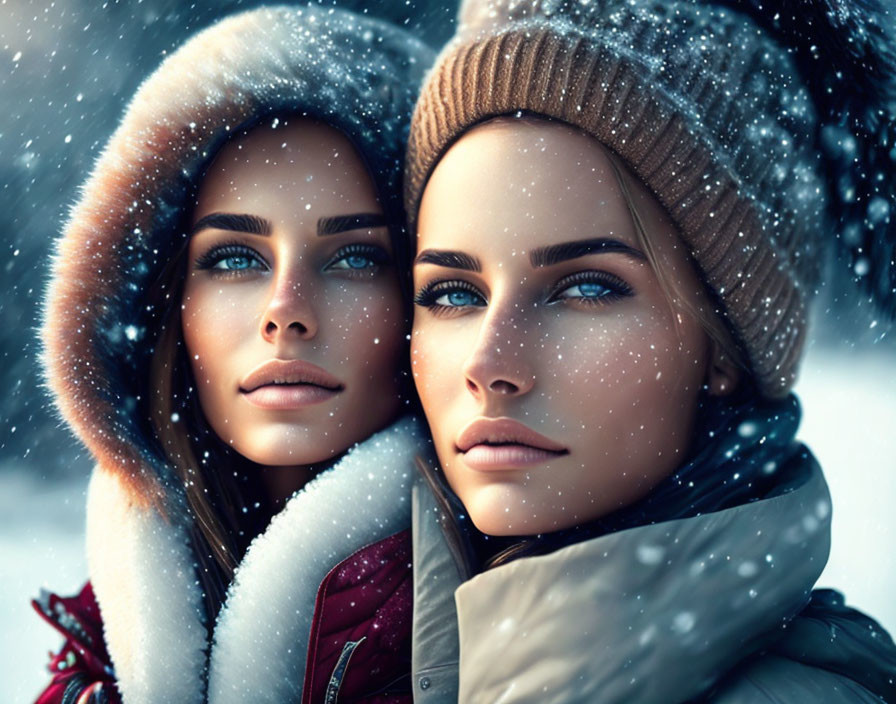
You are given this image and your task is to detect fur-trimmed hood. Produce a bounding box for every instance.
[40,4,432,505]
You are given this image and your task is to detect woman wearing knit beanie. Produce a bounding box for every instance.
[405,0,896,701]
[34,6,434,703]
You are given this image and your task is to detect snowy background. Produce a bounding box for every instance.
[1,1,894,702]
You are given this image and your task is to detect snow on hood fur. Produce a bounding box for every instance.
[40,5,433,506]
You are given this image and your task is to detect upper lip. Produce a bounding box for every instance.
[456,417,568,454]
[239,359,344,393]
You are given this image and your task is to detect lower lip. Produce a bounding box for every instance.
[461,444,566,471]
[241,384,340,410]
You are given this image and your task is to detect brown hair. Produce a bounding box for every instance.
[146,235,249,615]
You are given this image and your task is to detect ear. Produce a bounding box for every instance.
[705,339,741,397]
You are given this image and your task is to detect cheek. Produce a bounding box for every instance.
[545,309,707,433]
[565,308,703,380]
[181,282,259,385]
[410,319,464,407]
[324,282,406,376]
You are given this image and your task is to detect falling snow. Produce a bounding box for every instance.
[1,0,894,701]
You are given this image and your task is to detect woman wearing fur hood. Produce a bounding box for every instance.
[34,6,433,703]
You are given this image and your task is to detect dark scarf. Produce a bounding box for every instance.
[472,391,810,571]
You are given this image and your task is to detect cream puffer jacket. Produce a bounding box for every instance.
[409,453,896,703]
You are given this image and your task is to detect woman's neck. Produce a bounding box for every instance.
[256,463,319,510]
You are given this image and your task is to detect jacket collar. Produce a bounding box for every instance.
[410,479,462,701]
[411,451,831,704]
[86,415,428,704]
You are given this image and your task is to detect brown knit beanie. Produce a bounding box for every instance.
[405,0,896,398]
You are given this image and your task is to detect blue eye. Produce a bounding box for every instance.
[414,281,487,310]
[195,244,266,274]
[549,271,632,304]
[439,290,484,307]
[326,244,389,272]
[214,254,258,271]
[331,253,376,270]
[556,281,612,300]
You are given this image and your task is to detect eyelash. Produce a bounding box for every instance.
[546,271,633,305]
[194,241,267,275]
[323,243,391,274]
[413,279,486,315]
[193,241,390,277]
[413,270,634,314]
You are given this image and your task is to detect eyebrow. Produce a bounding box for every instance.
[317,212,388,236]
[190,211,388,237]
[191,212,271,236]
[530,237,647,267]
[414,249,482,272]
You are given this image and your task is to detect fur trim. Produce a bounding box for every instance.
[41,5,432,502]
[86,465,207,704]
[87,416,428,704]
[207,416,427,702]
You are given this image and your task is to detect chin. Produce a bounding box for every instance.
[239,446,341,469]
[458,483,601,537]
[231,425,346,468]
[461,484,578,537]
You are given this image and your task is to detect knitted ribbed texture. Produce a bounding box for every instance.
[406,0,827,397]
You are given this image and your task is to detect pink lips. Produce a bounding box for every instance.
[239,359,343,410]
[456,417,568,470]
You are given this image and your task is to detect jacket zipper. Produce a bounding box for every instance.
[324,636,366,704]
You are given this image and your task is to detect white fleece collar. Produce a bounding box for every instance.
[86,416,427,704]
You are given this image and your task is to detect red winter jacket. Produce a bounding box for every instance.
[32,583,120,704]
[302,530,413,703]
[34,530,413,704]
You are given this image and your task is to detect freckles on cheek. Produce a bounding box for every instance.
[548,321,632,389]
[185,284,249,327]
[409,327,451,402]
[570,316,681,384]
[182,287,252,371]
[409,332,431,388]
[327,291,405,371]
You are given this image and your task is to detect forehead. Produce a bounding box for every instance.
[192,119,380,223]
[417,119,636,255]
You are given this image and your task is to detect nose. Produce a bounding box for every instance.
[461,303,535,400]
[260,272,318,344]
